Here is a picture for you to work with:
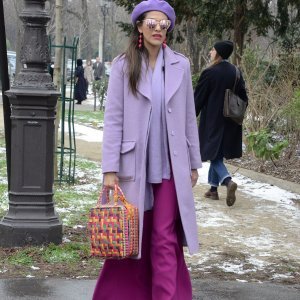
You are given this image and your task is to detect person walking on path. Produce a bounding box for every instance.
[74,58,87,105]
[92,56,105,109]
[84,59,94,95]
[92,0,201,299]
[194,40,248,206]
[93,56,104,81]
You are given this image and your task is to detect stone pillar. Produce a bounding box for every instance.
[0,0,62,247]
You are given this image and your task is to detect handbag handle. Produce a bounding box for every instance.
[232,66,241,93]
[113,184,136,218]
[96,186,110,206]
[97,185,136,218]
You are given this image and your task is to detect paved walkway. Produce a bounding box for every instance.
[0,278,299,300]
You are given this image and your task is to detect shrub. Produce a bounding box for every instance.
[192,73,199,89]
[246,129,288,165]
[281,89,300,132]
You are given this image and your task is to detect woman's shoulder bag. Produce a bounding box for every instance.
[223,66,247,125]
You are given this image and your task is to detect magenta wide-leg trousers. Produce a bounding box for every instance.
[92,177,192,300]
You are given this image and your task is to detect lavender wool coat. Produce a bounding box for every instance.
[102,46,202,258]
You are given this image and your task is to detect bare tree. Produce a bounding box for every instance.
[186,19,210,74]
[63,0,92,59]
[46,0,56,37]
[53,0,63,179]
[80,0,92,58]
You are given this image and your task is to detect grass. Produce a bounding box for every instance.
[75,158,99,170]
[0,184,8,216]
[8,249,35,266]
[69,110,104,128]
[0,147,7,179]
[0,159,7,176]
[42,243,89,264]
[0,135,5,148]
[0,139,8,215]
[3,242,92,268]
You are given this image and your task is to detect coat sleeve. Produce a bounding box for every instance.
[185,61,202,169]
[101,58,124,173]
[194,68,211,116]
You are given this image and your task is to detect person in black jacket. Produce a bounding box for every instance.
[92,57,105,109]
[74,59,87,104]
[194,40,248,206]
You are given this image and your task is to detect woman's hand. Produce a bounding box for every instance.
[103,172,119,189]
[191,169,199,187]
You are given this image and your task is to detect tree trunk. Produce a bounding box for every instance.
[186,19,201,74]
[233,1,247,65]
[53,0,63,179]
[46,0,56,36]
[81,0,92,59]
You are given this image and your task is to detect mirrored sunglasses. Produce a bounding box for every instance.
[143,18,171,31]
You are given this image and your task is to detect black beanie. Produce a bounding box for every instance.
[214,40,234,59]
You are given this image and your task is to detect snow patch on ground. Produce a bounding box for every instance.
[73,123,103,143]
[195,201,235,227]
[247,256,268,270]
[218,261,255,274]
[272,273,294,279]
[235,174,300,208]
[73,183,99,192]
[238,234,276,251]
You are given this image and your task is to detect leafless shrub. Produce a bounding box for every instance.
[241,47,300,155]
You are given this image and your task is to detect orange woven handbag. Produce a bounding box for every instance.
[87,184,139,258]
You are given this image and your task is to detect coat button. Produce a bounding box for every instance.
[171,130,175,136]
[173,150,178,156]
[168,108,172,113]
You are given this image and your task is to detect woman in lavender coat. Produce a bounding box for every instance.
[93,1,201,299]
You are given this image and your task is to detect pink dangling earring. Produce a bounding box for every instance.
[163,38,167,48]
[138,33,143,49]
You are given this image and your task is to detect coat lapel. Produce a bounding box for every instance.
[164,47,184,104]
[136,47,184,103]
[137,59,151,101]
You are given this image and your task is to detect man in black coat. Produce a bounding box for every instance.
[93,56,105,109]
[194,40,248,206]
[93,56,104,81]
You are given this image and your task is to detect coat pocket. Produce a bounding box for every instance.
[118,141,136,181]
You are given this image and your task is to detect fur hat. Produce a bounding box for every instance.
[214,40,234,59]
[131,0,176,32]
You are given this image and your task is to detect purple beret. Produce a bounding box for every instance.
[131,0,176,32]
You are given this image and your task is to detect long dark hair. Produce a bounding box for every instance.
[123,13,149,95]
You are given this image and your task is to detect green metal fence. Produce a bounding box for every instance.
[49,37,79,184]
